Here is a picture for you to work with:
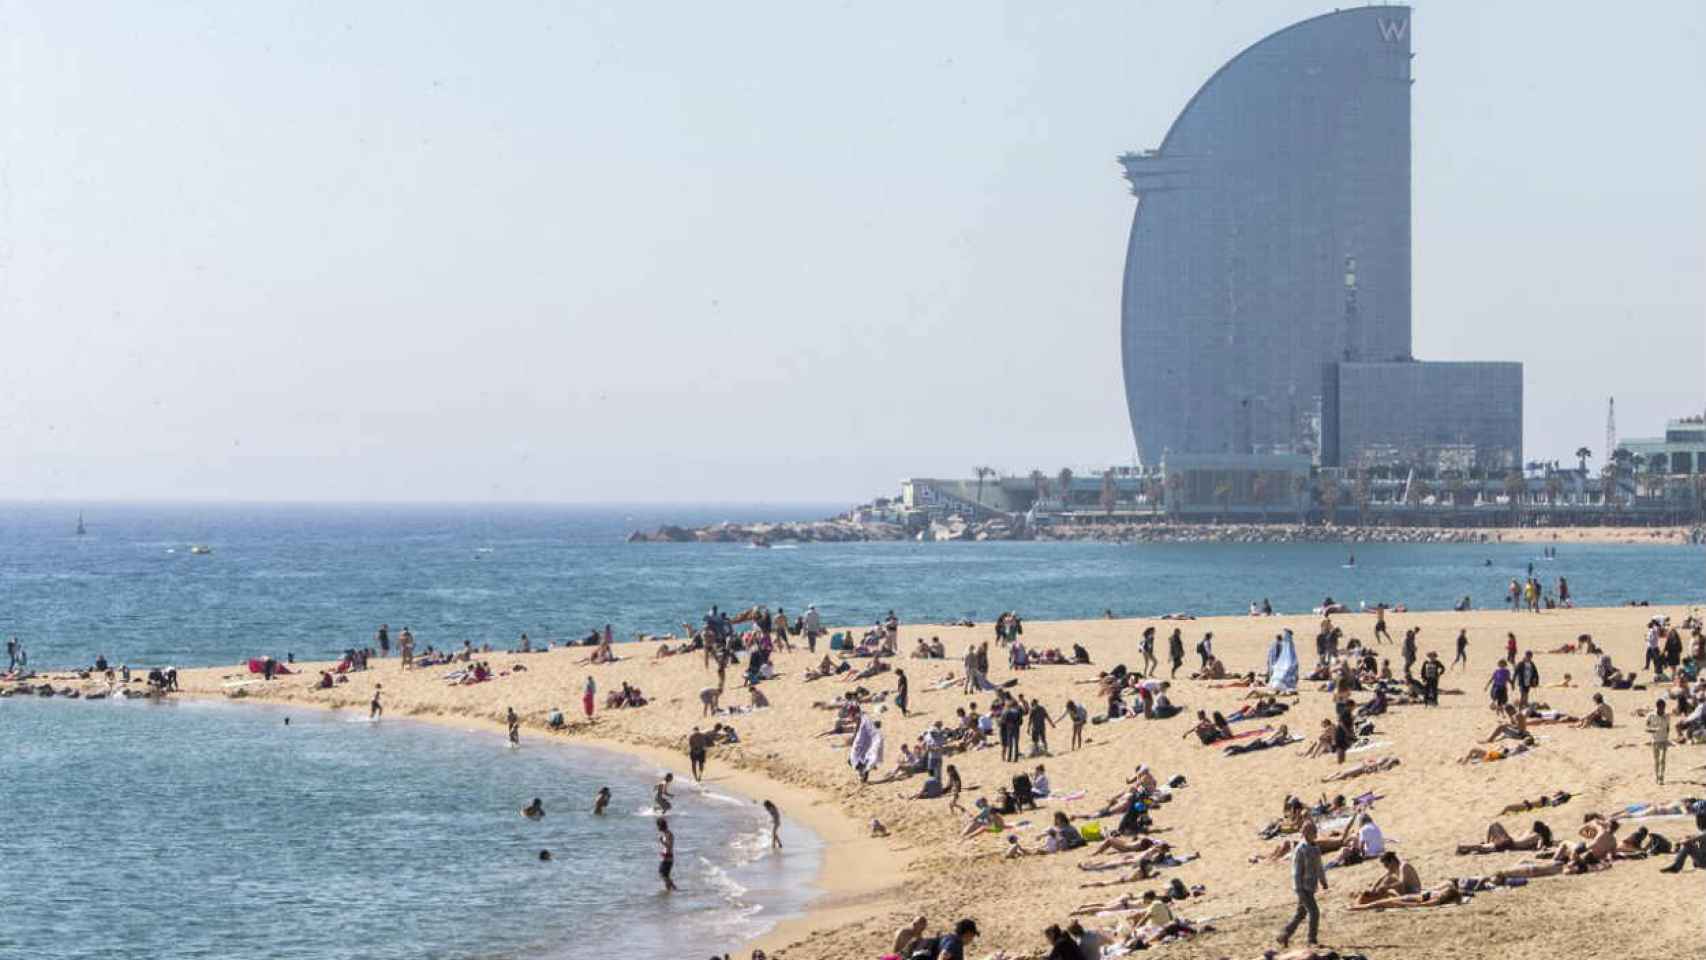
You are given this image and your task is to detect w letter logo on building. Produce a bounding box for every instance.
[1377,17,1408,42]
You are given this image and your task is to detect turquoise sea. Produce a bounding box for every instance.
[0,502,1701,960]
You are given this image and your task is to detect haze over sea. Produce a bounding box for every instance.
[1,502,1701,960]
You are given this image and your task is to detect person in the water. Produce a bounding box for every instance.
[593,786,612,815]
[522,798,544,819]
[763,799,783,849]
[369,685,383,720]
[654,773,675,813]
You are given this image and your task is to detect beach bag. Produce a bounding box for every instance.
[1079,821,1104,841]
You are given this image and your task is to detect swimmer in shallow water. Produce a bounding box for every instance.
[593,787,611,816]
[522,798,545,819]
[369,685,383,720]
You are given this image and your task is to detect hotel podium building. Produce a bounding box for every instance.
[1118,6,1522,473]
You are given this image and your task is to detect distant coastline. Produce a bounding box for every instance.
[628,515,1706,546]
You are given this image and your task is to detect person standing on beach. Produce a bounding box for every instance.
[506,707,521,745]
[804,605,822,653]
[1454,629,1470,671]
[582,675,597,721]
[376,624,389,657]
[1505,632,1519,666]
[1279,821,1327,948]
[1485,660,1511,712]
[369,685,383,720]
[1648,699,1671,786]
[1420,652,1444,707]
[1026,697,1055,757]
[1167,629,1184,679]
[763,799,782,849]
[1374,608,1391,644]
[1401,628,1418,680]
[688,727,709,781]
[895,669,909,717]
[1514,652,1540,707]
[1139,627,1157,675]
[656,817,678,893]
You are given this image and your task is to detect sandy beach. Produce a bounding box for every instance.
[147,601,1706,960]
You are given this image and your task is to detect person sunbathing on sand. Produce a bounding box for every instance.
[1482,705,1534,743]
[1349,852,1421,906]
[1501,790,1572,815]
[1456,820,1554,854]
[1349,879,1461,910]
[1089,834,1157,857]
[1068,889,1156,916]
[1323,756,1399,781]
[1609,798,1703,822]
[1576,694,1614,728]
[959,798,1006,840]
[1225,725,1292,757]
[1458,742,1533,764]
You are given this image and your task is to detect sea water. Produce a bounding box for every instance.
[0,695,819,960]
[0,502,1700,670]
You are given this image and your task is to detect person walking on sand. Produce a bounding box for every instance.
[582,675,597,721]
[688,727,709,781]
[1139,626,1157,676]
[1167,629,1184,679]
[369,685,383,720]
[1279,821,1327,948]
[656,817,678,893]
[1647,699,1671,786]
[763,799,783,849]
[1453,629,1469,672]
[895,668,910,717]
[1374,607,1392,644]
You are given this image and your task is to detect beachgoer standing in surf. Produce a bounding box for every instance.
[656,817,678,893]
[763,799,782,849]
[369,685,383,720]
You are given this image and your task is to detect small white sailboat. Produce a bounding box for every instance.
[189,544,213,555]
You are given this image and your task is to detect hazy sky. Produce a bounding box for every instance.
[3,1,1701,503]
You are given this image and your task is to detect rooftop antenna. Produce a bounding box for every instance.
[1605,396,1617,462]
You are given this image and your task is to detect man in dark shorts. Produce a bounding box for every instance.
[370,685,383,720]
[656,817,678,892]
[1454,629,1470,671]
[688,727,709,781]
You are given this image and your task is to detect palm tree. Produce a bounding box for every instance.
[1600,463,1621,510]
[1145,476,1163,517]
[1029,469,1049,504]
[1575,447,1593,475]
[1165,472,1184,517]
[1351,470,1371,526]
[1251,473,1271,524]
[1292,474,1310,522]
[973,466,995,507]
[1057,468,1075,508]
[1099,470,1118,515]
[1213,481,1233,521]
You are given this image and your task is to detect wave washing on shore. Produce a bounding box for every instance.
[2,502,1702,669]
[0,697,820,960]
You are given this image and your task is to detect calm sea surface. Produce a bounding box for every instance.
[0,502,1701,960]
[0,502,1700,670]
